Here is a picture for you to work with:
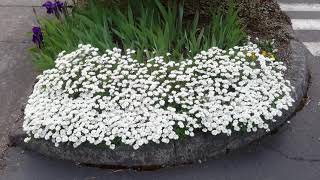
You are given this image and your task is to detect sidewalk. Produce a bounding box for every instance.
[0,0,320,180]
[0,1,39,168]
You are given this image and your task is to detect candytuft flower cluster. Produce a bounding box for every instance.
[23,44,294,150]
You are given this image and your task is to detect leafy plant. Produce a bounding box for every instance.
[30,0,246,71]
[210,0,247,49]
[30,0,115,70]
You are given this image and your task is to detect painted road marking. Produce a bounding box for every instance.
[291,19,320,30]
[279,3,320,12]
[279,3,320,56]
[303,42,320,56]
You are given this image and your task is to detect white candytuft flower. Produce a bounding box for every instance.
[23,43,294,149]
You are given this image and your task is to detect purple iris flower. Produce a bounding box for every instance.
[42,1,55,14]
[55,1,64,11]
[42,1,64,15]
[32,26,44,48]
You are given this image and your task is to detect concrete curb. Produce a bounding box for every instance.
[10,38,310,168]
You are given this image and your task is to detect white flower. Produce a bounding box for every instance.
[24,137,31,143]
[23,43,294,150]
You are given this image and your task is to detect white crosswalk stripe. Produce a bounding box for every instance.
[279,3,320,57]
[279,3,320,12]
[303,42,320,56]
[291,19,320,30]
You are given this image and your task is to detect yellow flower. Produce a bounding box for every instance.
[270,54,275,61]
[250,52,257,61]
[262,51,267,57]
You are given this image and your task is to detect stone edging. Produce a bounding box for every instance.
[10,36,310,168]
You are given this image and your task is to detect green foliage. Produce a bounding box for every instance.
[108,0,214,60]
[30,0,115,70]
[211,0,247,49]
[30,0,246,71]
[175,127,187,138]
[255,38,277,53]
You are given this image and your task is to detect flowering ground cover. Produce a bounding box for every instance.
[23,0,295,150]
[23,42,293,150]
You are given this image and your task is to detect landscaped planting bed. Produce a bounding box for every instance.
[24,43,294,149]
[13,0,309,167]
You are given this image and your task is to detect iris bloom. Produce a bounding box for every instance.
[42,1,64,15]
[32,26,43,48]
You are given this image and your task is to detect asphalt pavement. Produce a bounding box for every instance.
[0,0,320,180]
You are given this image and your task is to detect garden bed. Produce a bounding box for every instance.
[11,36,309,168]
[10,0,309,168]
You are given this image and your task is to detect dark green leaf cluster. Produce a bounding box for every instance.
[30,0,246,71]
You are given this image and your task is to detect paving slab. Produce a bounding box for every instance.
[0,0,74,7]
[0,42,36,168]
[0,7,45,42]
[0,3,40,167]
[0,0,41,6]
